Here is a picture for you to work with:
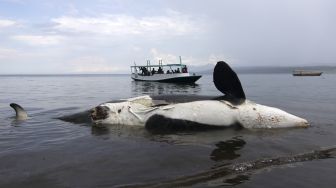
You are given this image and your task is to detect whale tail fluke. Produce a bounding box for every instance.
[213,61,246,104]
[10,103,28,120]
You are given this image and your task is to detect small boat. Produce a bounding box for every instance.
[131,57,202,83]
[292,70,323,76]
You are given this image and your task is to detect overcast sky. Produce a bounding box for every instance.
[0,0,335,74]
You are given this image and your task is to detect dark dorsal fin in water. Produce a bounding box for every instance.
[213,61,246,104]
[10,103,28,120]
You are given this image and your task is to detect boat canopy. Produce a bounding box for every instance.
[130,64,187,68]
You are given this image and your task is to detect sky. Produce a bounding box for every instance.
[0,0,335,74]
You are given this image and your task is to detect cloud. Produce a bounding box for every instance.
[0,46,50,61]
[68,56,124,73]
[12,35,65,46]
[0,47,18,59]
[51,11,201,37]
[208,54,239,65]
[149,48,205,66]
[149,48,239,67]
[149,48,204,66]
[0,0,24,3]
[0,19,16,28]
[177,54,236,66]
[150,48,178,64]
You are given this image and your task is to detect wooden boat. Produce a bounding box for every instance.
[130,57,202,83]
[292,70,323,76]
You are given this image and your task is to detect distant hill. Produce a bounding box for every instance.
[189,65,336,74]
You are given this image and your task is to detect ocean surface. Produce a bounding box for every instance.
[0,73,335,188]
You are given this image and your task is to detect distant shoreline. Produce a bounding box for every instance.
[1,66,336,75]
[194,65,336,75]
[0,74,129,76]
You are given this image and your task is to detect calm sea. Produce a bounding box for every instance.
[0,73,335,188]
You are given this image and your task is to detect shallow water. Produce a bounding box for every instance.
[0,74,335,187]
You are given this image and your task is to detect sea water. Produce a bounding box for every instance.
[0,74,335,187]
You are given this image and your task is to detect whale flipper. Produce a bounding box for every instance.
[10,103,28,120]
[213,61,246,104]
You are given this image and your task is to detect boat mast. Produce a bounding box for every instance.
[147,60,150,70]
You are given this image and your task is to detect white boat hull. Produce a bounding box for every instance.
[131,73,201,83]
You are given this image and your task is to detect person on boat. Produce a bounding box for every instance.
[141,67,149,76]
[166,70,171,74]
[147,68,150,76]
[176,68,180,73]
[158,66,163,74]
[139,67,144,75]
[151,68,155,75]
[182,65,188,73]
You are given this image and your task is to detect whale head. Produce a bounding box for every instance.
[90,101,135,125]
[90,95,154,125]
[237,100,309,128]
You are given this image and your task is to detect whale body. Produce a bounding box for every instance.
[90,61,309,129]
[90,95,308,129]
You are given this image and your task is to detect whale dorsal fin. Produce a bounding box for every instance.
[213,61,246,104]
[10,103,28,120]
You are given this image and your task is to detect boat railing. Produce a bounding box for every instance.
[131,64,190,76]
[134,70,189,76]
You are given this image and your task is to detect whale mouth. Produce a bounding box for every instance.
[90,106,109,121]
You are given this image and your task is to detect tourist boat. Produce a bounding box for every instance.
[130,57,202,83]
[292,70,323,76]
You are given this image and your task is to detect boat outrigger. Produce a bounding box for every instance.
[131,57,202,83]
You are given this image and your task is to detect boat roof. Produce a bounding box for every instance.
[131,64,187,68]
